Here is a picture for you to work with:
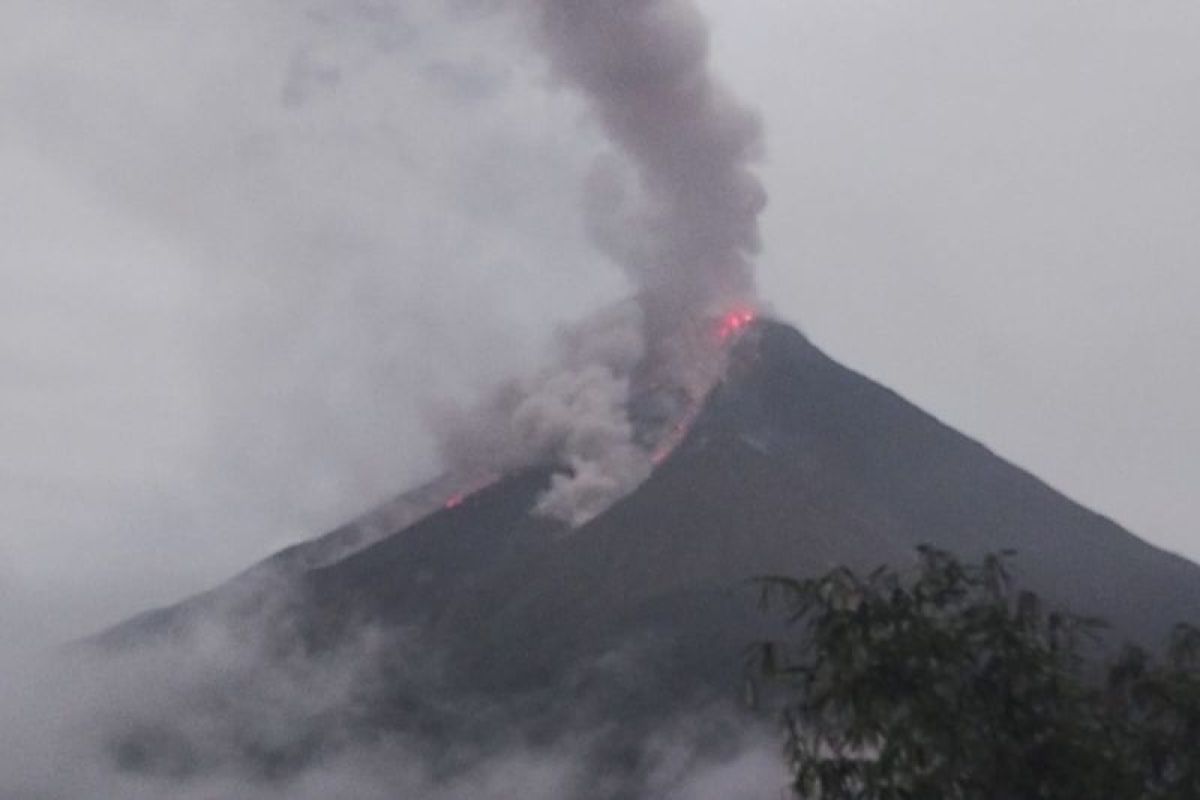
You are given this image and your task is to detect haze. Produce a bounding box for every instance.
[2,0,1197,654]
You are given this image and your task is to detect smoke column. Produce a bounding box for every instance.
[438,0,767,526]
[535,0,767,346]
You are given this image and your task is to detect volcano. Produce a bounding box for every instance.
[94,319,1200,784]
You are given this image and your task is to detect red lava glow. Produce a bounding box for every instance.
[442,475,499,510]
[715,308,757,341]
[650,400,706,465]
[651,418,690,465]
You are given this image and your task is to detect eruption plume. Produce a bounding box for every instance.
[438,1,767,526]
[536,0,767,342]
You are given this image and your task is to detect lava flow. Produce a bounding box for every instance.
[651,309,759,465]
[715,308,757,342]
[443,474,499,510]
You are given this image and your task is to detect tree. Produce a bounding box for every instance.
[751,546,1200,799]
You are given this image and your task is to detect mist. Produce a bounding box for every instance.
[7,0,1198,652]
[3,0,1199,796]
[1,0,621,649]
[0,580,784,799]
[0,1,791,796]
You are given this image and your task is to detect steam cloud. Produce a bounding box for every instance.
[442,0,767,525]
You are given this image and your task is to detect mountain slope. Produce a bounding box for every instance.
[102,320,1200,691]
[429,321,1200,691]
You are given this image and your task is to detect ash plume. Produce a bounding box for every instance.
[536,0,767,346]
[439,0,768,525]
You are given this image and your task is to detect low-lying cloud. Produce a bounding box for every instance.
[0,580,784,799]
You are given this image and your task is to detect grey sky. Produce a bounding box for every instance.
[2,0,1197,652]
[698,0,1199,569]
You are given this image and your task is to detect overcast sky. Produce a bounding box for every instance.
[2,0,1197,652]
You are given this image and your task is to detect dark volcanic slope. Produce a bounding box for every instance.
[443,322,1200,690]
[104,321,1200,694]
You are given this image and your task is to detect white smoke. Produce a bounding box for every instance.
[514,360,649,527]
[434,303,651,526]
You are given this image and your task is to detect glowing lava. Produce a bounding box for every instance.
[650,407,702,465]
[649,309,759,465]
[715,308,757,342]
[442,475,499,511]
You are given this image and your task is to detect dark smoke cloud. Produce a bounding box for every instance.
[536,0,767,341]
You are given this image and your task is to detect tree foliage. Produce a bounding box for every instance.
[752,546,1200,799]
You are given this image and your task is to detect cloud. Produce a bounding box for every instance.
[0,0,622,645]
[0,579,784,799]
[0,4,783,794]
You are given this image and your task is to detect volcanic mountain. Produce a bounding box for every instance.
[95,319,1200,778]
